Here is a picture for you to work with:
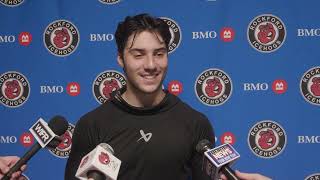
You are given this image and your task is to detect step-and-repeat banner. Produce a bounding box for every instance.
[1,0,319,179]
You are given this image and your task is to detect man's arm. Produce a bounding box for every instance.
[65,118,96,180]
[191,114,215,180]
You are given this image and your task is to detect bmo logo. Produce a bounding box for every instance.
[272,80,287,94]
[20,132,34,147]
[67,82,80,96]
[243,83,268,91]
[0,35,15,43]
[90,33,114,42]
[192,31,217,39]
[40,82,80,96]
[298,136,320,144]
[168,80,183,96]
[243,79,287,94]
[0,136,18,144]
[40,86,64,94]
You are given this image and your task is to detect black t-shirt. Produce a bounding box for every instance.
[65,91,215,180]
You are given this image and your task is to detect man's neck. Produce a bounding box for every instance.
[122,88,166,108]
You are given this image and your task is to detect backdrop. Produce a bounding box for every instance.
[1,0,319,179]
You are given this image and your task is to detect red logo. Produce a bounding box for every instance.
[19,32,32,46]
[20,132,34,147]
[272,79,287,94]
[258,23,276,44]
[220,27,235,42]
[99,152,110,165]
[67,82,80,96]
[220,132,236,145]
[4,80,21,100]
[310,77,320,96]
[57,131,72,149]
[103,79,120,99]
[53,28,70,49]
[205,77,222,97]
[258,129,276,150]
[168,80,183,96]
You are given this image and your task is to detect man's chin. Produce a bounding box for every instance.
[138,85,163,95]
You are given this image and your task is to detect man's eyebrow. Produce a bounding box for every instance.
[128,48,145,53]
[128,47,167,53]
[154,47,167,52]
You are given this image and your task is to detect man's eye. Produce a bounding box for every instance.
[156,53,164,57]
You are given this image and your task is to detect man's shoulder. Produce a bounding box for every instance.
[174,97,211,127]
[76,101,115,126]
[176,99,206,118]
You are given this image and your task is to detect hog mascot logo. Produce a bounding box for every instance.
[93,70,127,104]
[205,77,223,97]
[300,67,320,106]
[310,77,320,96]
[248,120,286,158]
[53,28,70,49]
[5,80,21,100]
[257,23,275,44]
[103,79,120,99]
[99,152,110,165]
[44,20,79,57]
[0,71,30,108]
[195,68,232,106]
[258,129,276,150]
[248,14,286,53]
[57,131,72,150]
[49,123,74,158]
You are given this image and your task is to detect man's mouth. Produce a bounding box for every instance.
[141,74,158,80]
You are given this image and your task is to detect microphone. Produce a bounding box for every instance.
[1,116,68,180]
[196,139,240,180]
[76,143,121,180]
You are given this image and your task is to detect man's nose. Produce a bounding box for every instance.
[144,55,156,70]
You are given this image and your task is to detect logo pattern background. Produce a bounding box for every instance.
[1,1,319,179]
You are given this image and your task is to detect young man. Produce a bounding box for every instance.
[0,156,26,180]
[65,14,270,180]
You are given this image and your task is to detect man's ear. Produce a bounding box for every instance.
[117,53,124,68]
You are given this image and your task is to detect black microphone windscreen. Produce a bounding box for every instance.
[48,115,68,136]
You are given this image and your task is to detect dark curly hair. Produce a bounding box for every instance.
[115,13,171,56]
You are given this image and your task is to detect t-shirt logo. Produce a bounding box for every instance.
[137,130,152,143]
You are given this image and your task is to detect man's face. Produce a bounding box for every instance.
[118,31,168,95]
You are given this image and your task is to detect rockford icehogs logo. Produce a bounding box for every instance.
[305,173,320,180]
[93,70,126,104]
[0,71,30,108]
[160,17,181,53]
[49,123,74,158]
[300,66,320,106]
[247,14,286,53]
[0,0,24,7]
[99,152,110,165]
[195,68,232,106]
[99,0,120,4]
[44,20,80,57]
[248,120,286,158]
